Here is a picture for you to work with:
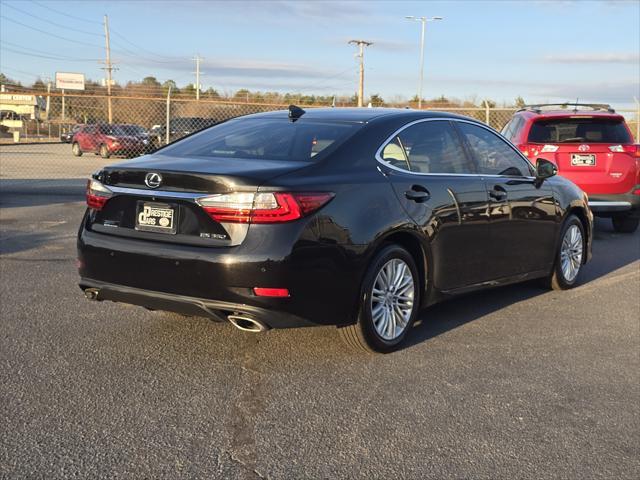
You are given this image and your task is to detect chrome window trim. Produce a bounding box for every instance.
[108,185,203,200]
[375,117,536,179]
[588,201,632,207]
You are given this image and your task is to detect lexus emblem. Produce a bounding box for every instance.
[578,144,590,152]
[145,172,162,189]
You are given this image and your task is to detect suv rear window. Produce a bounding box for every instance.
[528,118,632,144]
[161,118,360,161]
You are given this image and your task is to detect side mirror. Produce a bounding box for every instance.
[535,158,557,185]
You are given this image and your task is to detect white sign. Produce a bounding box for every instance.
[55,72,85,91]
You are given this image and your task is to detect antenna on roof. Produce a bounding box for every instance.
[288,105,305,122]
[574,98,579,113]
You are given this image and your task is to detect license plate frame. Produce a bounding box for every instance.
[135,201,178,234]
[571,153,596,166]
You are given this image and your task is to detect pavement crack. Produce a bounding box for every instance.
[227,337,269,479]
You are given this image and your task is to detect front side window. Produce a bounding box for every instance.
[379,120,474,174]
[458,122,533,177]
[161,118,360,162]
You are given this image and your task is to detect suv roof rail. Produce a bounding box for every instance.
[517,103,615,114]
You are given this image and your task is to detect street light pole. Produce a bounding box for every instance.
[406,15,442,109]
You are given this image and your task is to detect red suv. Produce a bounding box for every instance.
[72,124,149,159]
[502,104,640,233]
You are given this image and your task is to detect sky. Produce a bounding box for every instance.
[1,0,639,109]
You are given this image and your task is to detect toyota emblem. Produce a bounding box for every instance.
[578,144,590,152]
[145,172,162,189]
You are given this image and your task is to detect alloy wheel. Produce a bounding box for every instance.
[560,224,583,282]
[371,258,415,341]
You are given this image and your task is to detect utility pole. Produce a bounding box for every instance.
[103,14,114,123]
[405,16,443,108]
[45,80,51,121]
[348,40,372,107]
[193,55,203,100]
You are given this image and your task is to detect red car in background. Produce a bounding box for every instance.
[502,104,640,233]
[72,124,150,159]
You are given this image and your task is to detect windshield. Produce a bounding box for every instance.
[528,118,632,144]
[161,118,361,162]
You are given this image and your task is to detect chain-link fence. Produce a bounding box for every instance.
[1,91,638,186]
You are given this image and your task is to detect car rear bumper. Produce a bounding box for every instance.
[77,220,364,328]
[78,278,314,329]
[589,188,640,217]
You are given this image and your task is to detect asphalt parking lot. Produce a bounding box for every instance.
[1,146,639,479]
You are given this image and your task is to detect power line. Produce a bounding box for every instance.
[0,15,104,48]
[1,41,100,61]
[110,28,178,61]
[3,2,103,37]
[29,0,102,25]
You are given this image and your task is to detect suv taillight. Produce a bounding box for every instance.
[519,144,558,157]
[609,144,640,158]
[86,179,112,210]
[197,192,334,224]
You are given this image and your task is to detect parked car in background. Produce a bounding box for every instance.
[72,124,149,159]
[79,107,592,353]
[119,124,154,153]
[60,124,84,143]
[502,104,640,232]
[152,117,217,146]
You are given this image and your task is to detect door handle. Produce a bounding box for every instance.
[404,185,431,203]
[489,185,507,201]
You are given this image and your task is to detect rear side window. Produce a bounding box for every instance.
[162,118,360,162]
[379,120,474,174]
[501,116,524,141]
[528,118,632,143]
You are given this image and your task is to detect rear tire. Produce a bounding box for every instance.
[545,215,585,290]
[99,144,110,159]
[339,244,420,353]
[612,215,639,233]
[72,142,82,157]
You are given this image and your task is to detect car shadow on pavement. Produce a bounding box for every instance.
[0,229,58,255]
[0,179,86,208]
[405,282,545,350]
[404,219,639,351]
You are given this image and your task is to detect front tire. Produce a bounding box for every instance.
[340,245,420,353]
[612,215,639,233]
[99,144,110,159]
[71,142,82,157]
[546,215,585,290]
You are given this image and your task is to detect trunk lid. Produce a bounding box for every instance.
[89,154,310,246]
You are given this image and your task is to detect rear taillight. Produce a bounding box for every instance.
[519,144,558,157]
[197,192,334,224]
[253,287,290,297]
[609,144,640,157]
[86,179,112,210]
[540,144,559,153]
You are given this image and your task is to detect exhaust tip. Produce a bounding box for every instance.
[84,288,100,301]
[228,314,268,333]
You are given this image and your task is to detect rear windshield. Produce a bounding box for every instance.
[528,118,631,144]
[161,118,361,161]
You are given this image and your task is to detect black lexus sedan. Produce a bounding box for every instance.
[78,107,592,353]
